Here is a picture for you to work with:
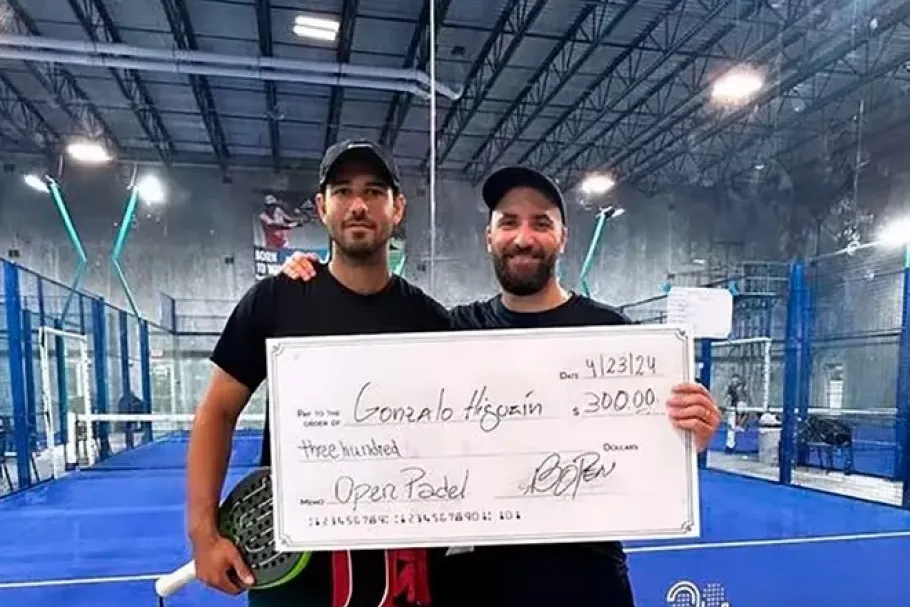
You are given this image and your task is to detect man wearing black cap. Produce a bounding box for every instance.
[184,139,451,606]
[430,165,638,607]
[279,165,722,607]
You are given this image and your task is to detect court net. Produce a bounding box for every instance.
[64,412,265,472]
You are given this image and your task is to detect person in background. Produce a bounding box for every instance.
[723,373,751,452]
[279,165,722,607]
[185,139,451,607]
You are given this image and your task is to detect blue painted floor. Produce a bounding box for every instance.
[2,461,910,606]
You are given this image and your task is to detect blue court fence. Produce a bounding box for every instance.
[0,259,241,496]
[2,247,910,507]
[619,248,910,507]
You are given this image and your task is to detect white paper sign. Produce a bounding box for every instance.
[666,287,733,339]
[265,325,699,552]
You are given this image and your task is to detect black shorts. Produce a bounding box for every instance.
[247,553,331,607]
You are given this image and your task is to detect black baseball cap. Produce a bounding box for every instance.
[481,165,566,221]
[318,138,401,192]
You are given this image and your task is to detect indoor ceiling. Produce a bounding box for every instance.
[1,0,909,196]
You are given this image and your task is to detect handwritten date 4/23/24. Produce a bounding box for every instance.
[585,353,657,378]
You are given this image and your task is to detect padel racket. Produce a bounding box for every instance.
[155,467,312,600]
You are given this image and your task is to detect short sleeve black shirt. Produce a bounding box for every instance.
[438,292,637,607]
[210,264,452,467]
[449,291,633,330]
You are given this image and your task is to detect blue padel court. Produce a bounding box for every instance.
[2,0,910,605]
[2,429,910,607]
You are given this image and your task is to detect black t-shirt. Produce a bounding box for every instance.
[449,290,632,330]
[436,292,637,607]
[209,265,450,604]
[211,265,452,466]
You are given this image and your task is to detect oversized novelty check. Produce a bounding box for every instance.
[265,324,699,552]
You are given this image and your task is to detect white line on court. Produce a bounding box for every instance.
[0,573,160,589]
[2,529,910,590]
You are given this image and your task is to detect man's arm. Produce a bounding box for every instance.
[186,367,252,543]
[185,279,273,593]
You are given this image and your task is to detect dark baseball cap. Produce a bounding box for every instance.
[481,165,566,220]
[318,139,401,192]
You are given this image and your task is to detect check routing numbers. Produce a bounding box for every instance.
[267,326,694,548]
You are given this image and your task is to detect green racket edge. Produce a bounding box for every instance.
[252,550,313,590]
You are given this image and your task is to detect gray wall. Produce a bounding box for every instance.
[1,154,908,416]
[1,165,788,315]
[403,178,788,308]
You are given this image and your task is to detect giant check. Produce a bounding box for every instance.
[265,324,699,552]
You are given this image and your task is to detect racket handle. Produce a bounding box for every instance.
[155,561,196,597]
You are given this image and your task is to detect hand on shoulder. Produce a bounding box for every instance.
[280,251,321,281]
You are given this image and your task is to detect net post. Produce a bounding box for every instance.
[91,297,112,460]
[3,260,32,489]
[897,247,910,508]
[139,319,154,443]
[780,260,806,485]
[697,338,712,469]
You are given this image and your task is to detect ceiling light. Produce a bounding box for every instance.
[293,25,337,41]
[23,173,48,193]
[293,15,339,42]
[711,67,763,105]
[879,217,910,247]
[136,174,166,204]
[295,15,340,30]
[581,174,616,195]
[66,140,112,164]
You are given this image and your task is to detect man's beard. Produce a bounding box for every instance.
[329,223,392,262]
[492,249,557,296]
